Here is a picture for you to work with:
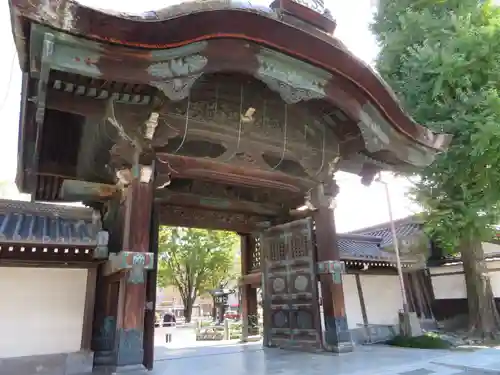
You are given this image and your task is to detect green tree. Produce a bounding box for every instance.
[157,227,238,322]
[372,0,500,336]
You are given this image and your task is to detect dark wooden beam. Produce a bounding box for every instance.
[158,204,272,232]
[240,271,262,286]
[81,267,98,351]
[156,154,313,192]
[0,244,98,263]
[155,189,285,216]
[0,260,99,268]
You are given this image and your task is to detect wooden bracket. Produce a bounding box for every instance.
[316,260,345,284]
[105,251,155,284]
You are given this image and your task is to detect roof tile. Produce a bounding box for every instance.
[0,200,97,246]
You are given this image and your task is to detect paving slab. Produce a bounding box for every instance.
[431,348,500,372]
[151,344,469,375]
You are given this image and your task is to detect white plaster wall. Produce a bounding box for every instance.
[430,259,500,299]
[342,274,363,329]
[0,267,88,358]
[360,274,403,326]
[488,260,500,297]
[430,265,466,299]
[482,242,500,256]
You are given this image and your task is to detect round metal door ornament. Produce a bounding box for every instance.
[273,311,288,328]
[273,277,286,293]
[294,275,309,292]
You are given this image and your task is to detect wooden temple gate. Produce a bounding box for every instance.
[9,0,451,372]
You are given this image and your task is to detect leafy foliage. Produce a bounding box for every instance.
[372,0,500,252]
[387,332,452,349]
[157,227,239,320]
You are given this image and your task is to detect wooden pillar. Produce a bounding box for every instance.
[311,180,353,352]
[143,203,159,370]
[81,267,98,351]
[92,201,125,366]
[240,234,259,341]
[113,165,154,370]
[92,165,155,372]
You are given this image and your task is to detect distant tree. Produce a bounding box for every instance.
[372,0,500,336]
[157,227,238,322]
[204,248,240,320]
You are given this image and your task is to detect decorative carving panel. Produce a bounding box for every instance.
[251,236,261,272]
[160,76,327,150]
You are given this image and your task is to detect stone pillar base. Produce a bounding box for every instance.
[323,316,354,353]
[94,364,148,375]
[399,311,422,337]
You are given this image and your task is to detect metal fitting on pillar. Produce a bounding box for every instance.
[131,164,154,184]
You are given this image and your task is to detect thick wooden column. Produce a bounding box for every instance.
[143,204,159,370]
[92,202,125,368]
[92,165,155,372]
[240,234,259,341]
[311,180,353,352]
[113,166,154,370]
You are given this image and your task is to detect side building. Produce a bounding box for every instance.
[0,200,107,375]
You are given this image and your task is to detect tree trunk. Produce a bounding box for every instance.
[460,236,500,338]
[183,298,193,323]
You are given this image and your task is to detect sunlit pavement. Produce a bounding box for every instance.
[151,332,500,375]
[154,327,243,353]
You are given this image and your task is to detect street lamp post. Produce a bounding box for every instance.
[378,173,409,314]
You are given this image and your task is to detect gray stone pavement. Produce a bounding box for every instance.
[150,339,500,375]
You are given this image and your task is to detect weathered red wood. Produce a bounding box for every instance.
[156,154,312,192]
[99,171,155,370]
[311,182,353,352]
[121,179,153,326]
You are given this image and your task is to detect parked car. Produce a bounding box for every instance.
[224,310,240,320]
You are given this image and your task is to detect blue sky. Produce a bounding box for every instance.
[0,0,419,231]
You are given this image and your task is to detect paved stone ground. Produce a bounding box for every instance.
[150,342,500,375]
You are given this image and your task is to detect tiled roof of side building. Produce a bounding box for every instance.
[337,216,423,263]
[337,233,399,262]
[346,216,422,249]
[0,199,97,246]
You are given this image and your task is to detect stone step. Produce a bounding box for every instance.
[93,351,115,366]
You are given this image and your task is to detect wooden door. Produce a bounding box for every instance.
[261,218,322,351]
